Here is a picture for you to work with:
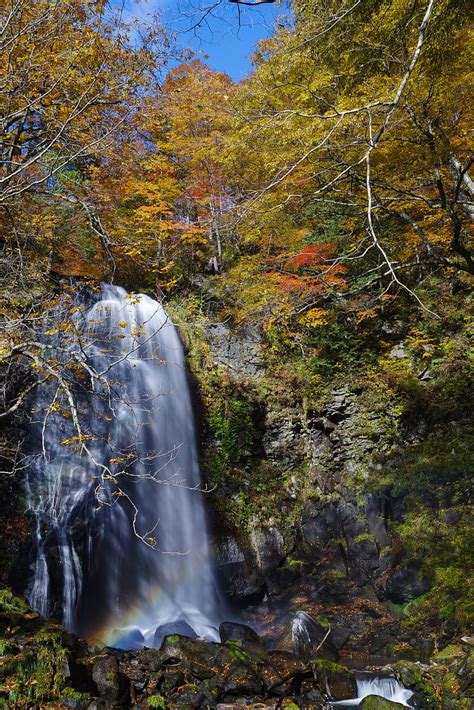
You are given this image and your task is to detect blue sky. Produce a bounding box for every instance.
[116,0,287,81]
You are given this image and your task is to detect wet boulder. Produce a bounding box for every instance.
[137,647,164,673]
[275,611,338,661]
[219,621,265,653]
[161,667,186,695]
[153,620,197,648]
[159,635,230,683]
[312,659,357,701]
[250,526,287,575]
[330,625,352,650]
[360,696,406,709]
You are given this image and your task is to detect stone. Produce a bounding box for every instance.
[348,536,383,587]
[250,526,287,575]
[360,696,406,709]
[214,536,266,604]
[312,659,357,701]
[92,655,129,703]
[364,493,390,548]
[204,322,263,379]
[168,682,205,706]
[260,651,309,692]
[161,668,185,695]
[389,344,407,359]
[300,501,337,555]
[159,635,222,673]
[262,408,307,467]
[153,620,197,648]
[386,562,431,603]
[223,661,263,696]
[137,648,164,672]
[299,679,325,703]
[330,626,352,650]
[276,612,338,661]
[219,621,264,651]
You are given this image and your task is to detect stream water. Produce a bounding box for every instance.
[25,284,223,646]
[332,672,414,707]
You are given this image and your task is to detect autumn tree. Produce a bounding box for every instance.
[87,60,234,290]
[221,0,473,328]
[0,0,168,293]
[0,1,172,480]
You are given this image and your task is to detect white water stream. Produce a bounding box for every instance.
[25,284,223,647]
[332,672,414,707]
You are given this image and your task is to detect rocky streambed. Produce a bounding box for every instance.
[0,589,472,709]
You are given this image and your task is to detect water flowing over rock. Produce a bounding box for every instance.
[332,673,414,707]
[24,284,223,646]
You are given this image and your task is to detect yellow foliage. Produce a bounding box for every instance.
[298,308,329,328]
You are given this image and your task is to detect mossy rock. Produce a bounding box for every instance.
[360,696,406,709]
[0,588,29,618]
[433,643,465,662]
[312,659,356,701]
[147,696,166,710]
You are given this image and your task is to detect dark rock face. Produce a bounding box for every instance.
[204,322,263,380]
[214,536,266,605]
[386,562,431,603]
[250,526,287,574]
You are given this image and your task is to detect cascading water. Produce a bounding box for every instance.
[332,672,414,707]
[25,284,223,647]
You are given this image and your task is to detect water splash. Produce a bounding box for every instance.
[25,284,223,646]
[332,671,414,707]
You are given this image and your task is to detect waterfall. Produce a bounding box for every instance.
[25,284,223,647]
[332,672,414,707]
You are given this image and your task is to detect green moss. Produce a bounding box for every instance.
[0,614,70,706]
[224,640,252,665]
[360,696,406,709]
[312,659,351,674]
[392,660,473,708]
[61,687,85,701]
[352,532,376,545]
[0,589,29,617]
[433,644,465,661]
[165,634,181,643]
[148,695,166,709]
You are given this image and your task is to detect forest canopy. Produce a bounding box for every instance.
[1,0,472,310]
